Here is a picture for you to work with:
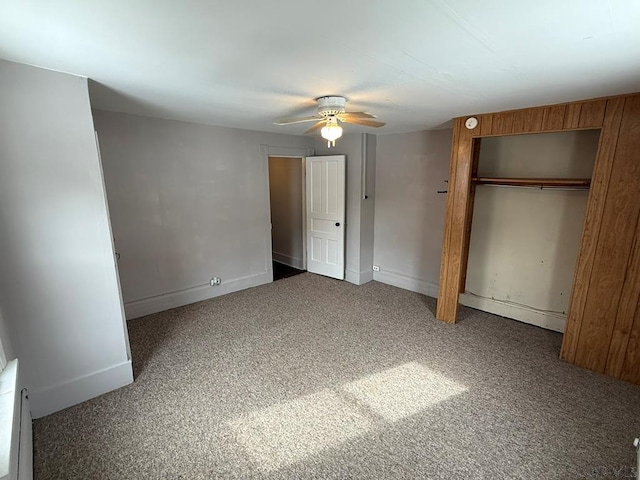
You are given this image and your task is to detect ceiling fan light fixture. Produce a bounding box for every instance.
[321,117,343,147]
[274,96,385,145]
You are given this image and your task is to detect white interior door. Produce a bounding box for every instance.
[306,155,345,280]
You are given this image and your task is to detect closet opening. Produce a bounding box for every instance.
[460,129,601,332]
[268,156,306,281]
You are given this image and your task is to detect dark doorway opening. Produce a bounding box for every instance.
[272,261,304,281]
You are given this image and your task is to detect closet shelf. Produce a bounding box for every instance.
[472,177,591,188]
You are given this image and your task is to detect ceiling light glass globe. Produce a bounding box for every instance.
[321,124,343,142]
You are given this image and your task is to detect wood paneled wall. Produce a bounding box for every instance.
[436,93,640,385]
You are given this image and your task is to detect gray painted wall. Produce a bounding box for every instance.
[93,110,314,318]
[0,60,132,417]
[373,130,452,296]
[269,156,304,269]
[316,133,376,285]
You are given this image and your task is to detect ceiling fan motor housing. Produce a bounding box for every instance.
[317,96,347,117]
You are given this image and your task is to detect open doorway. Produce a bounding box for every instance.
[268,156,306,281]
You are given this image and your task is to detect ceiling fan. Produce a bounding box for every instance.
[274,96,385,147]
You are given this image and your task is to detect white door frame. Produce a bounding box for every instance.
[260,145,314,281]
[267,154,307,270]
[300,157,307,269]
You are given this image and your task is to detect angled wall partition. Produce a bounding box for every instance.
[0,60,133,417]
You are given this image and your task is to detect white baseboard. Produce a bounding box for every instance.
[345,269,359,285]
[359,269,374,284]
[459,293,566,333]
[29,360,133,418]
[272,252,304,270]
[124,271,270,320]
[372,269,565,333]
[345,269,375,286]
[373,270,439,298]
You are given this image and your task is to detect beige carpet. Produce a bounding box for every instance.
[33,273,640,479]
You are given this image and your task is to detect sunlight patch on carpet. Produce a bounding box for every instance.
[228,362,467,470]
[342,362,468,422]
[229,389,374,470]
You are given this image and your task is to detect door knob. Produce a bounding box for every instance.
[335,222,341,227]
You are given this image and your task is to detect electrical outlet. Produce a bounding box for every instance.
[210,277,222,286]
[372,265,380,272]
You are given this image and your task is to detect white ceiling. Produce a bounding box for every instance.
[1,1,639,135]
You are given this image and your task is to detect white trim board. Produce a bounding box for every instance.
[272,252,304,270]
[345,269,374,286]
[372,269,565,332]
[459,292,566,333]
[29,360,133,418]
[124,271,270,320]
[261,144,313,281]
[373,270,439,298]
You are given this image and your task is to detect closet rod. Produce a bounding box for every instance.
[472,177,591,189]
[476,183,590,191]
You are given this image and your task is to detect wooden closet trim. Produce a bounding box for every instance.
[560,97,625,363]
[436,92,640,384]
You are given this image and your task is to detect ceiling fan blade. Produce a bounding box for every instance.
[339,112,377,120]
[341,118,386,128]
[274,115,321,125]
[304,121,326,134]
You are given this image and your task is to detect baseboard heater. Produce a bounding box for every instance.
[0,360,33,480]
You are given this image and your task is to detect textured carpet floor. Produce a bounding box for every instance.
[34,274,640,479]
